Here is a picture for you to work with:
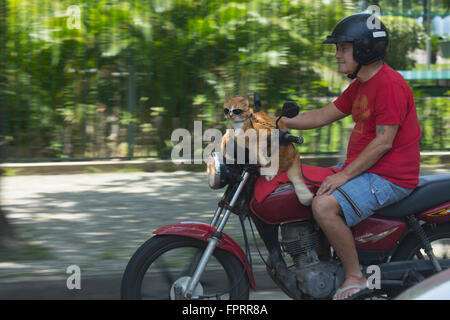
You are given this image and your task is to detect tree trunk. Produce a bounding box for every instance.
[0,211,18,249]
[423,0,430,32]
[0,0,19,249]
[0,169,19,249]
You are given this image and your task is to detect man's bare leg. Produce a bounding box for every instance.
[312,194,367,300]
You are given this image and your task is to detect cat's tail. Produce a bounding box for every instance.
[287,155,314,206]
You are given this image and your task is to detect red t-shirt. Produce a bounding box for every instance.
[333,63,421,189]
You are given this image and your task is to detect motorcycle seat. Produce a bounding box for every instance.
[375,174,450,218]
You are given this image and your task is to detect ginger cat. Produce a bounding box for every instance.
[221,95,313,205]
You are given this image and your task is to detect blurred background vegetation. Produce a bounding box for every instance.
[0,0,449,162]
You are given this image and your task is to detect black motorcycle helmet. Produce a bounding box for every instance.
[323,13,389,78]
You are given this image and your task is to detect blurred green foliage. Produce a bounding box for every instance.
[383,15,427,70]
[0,0,448,161]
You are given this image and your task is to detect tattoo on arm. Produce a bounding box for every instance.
[377,125,385,135]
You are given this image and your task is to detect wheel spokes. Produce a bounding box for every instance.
[139,246,232,300]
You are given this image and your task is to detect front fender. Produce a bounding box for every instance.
[154,222,256,290]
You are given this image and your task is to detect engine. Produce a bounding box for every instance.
[280,221,344,299]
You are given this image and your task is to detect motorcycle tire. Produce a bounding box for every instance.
[392,223,450,261]
[121,235,250,300]
[387,222,450,297]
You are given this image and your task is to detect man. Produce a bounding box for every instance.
[281,13,421,300]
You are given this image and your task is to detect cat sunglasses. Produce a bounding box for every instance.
[223,108,244,116]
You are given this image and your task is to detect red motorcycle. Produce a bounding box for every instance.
[121,102,450,300]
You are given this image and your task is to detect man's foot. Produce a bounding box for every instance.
[333,277,367,300]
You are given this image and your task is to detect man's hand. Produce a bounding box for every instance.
[317,171,351,196]
[279,116,292,128]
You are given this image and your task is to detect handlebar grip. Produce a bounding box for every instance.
[284,133,304,145]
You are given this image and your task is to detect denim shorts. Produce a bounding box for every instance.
[332,164,413,227]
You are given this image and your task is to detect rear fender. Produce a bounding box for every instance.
[154,222,256,289]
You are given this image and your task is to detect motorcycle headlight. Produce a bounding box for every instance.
[207,152,227,189]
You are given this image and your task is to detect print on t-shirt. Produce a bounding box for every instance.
[352,94,371,134]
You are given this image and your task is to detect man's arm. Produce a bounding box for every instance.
[317,124,399,196]
[281,102,348,130]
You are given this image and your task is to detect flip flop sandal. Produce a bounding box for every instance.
[333,284,368,300]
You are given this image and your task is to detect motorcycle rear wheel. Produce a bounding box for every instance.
[392,223,450,262]
[346,223,450,300]
[387,223,450,297]
[121,235,250,300]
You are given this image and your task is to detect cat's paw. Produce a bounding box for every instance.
[264,175,276,181]
[258,156,271,167]
[296,191,314,206]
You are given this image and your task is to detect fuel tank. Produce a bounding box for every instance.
[250,182,318,224]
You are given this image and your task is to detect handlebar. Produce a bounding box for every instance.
[284,133,304,145]
[279,130,304,145]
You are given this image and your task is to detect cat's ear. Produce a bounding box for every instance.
[225,93,231,103]
[242,97,250,108]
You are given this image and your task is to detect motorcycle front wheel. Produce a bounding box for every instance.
[121,235,250,300]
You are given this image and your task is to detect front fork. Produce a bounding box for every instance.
[183,171,250,299]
